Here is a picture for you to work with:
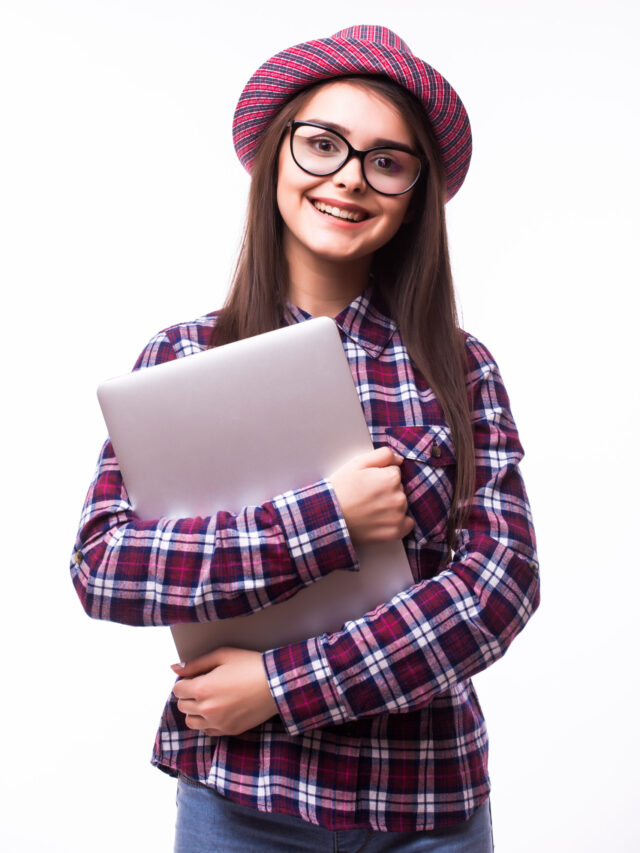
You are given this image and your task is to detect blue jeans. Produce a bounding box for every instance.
[174,777,494,852]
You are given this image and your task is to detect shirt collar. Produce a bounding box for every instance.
[284,287,397,359]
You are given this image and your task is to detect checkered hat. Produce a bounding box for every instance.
[232,25,472,201]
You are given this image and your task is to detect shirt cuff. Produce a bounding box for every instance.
[271,477,359,585]
[263,636,353,735]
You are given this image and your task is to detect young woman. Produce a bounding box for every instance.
[71,25,540,852]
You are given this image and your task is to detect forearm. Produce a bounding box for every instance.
[264,532,539,734]
[71,441,358,626]
[264,344,541,735]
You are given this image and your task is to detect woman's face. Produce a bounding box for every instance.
[276,81,416,273]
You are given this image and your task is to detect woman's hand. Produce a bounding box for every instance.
[171,647,278,737]
[330,446,414,544]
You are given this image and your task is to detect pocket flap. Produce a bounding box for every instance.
[385,425,456,465]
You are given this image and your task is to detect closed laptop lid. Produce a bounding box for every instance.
[97,316,412,657]
[97,317,373,520]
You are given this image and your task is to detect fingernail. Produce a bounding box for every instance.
[171,662,186,672]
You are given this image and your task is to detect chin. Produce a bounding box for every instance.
[313,247,367,264]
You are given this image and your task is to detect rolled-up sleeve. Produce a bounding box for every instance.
[264,338,540,735]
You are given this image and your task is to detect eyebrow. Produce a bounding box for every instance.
[301,118,416,153]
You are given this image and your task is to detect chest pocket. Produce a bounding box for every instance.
[381,425,457,544]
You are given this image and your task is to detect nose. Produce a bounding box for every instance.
[332,153,367,192]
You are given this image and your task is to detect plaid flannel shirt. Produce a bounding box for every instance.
[71,289,539,831]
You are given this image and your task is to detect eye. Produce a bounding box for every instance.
[294,125,346,160]
[306,135,340,156]
[371,154,401,173]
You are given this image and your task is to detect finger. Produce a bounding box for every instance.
[385,465,403,486]
[172,679,196,700]
[373,515,414,542]
[173,671,210,700]
[171,649,220,678]
[184,714,208,731]
[391,489,408,512]
[358,446,403,470]
[401,515,415,536]
[176,697,200,714]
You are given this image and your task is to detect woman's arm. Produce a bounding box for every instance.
[169,446,416,735]
[70,329,359,627]
[261,338,540,735]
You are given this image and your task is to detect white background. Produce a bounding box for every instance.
[1,1,639,850]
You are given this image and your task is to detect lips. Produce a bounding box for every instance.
[309,198,370,223]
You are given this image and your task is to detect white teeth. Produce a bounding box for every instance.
[312,200,366,222]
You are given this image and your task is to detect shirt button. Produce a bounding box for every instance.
[528,560,538,573]
[74,550,84,564]
[431,444,442,459]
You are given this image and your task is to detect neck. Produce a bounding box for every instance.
[284,238,372,317]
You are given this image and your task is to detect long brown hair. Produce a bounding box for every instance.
[213,76,474,550]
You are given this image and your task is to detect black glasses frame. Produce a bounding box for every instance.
[287,121,424,196]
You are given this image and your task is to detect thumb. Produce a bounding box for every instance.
[171,649,220,678]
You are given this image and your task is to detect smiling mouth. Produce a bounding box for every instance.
[311,200,369,222]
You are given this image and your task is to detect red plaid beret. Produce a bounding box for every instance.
[232,25,472,201]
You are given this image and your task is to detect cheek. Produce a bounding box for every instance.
[395,190,414,225]
[276,154,309,223]
[379,199,413,241]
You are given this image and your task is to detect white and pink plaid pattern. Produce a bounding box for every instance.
[72,289,539,832]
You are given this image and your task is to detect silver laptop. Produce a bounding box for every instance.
[98,317,412,660]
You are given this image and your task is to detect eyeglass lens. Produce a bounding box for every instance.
[291,124,421,195]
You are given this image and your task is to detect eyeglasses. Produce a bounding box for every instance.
[287,121,424,196]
